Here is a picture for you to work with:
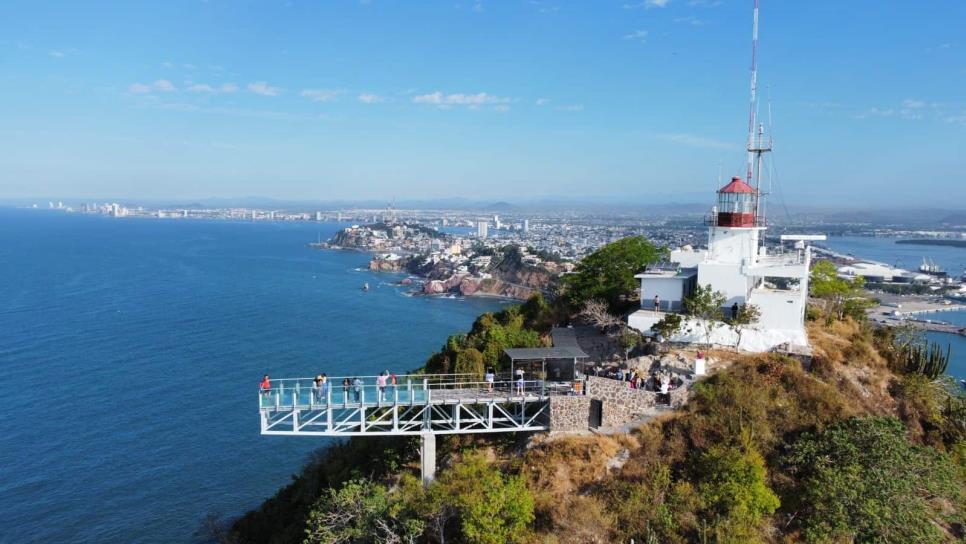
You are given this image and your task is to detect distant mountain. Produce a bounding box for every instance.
[483,201,515,211]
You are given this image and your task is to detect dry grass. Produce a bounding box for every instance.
[807,319,895,415]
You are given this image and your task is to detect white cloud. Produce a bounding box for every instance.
[412,91,511,107]
[674,16,706,26]
[943,114,966,125]
[558,104,584,112]
[183,63,196,70]
[902,98,926,109]
[624,0,669,9]
[153,79,176,92]
[161,61,174,68]
[358,93,385,104]
[301,88,345,102]
[660,133,736,150]
[623,30,649,42]
[48,50,65,58]
[535,98,549,106]
[129,83,152,94]
[473,1,484,12]
[186,82,238,94]
[493,104,510,112]
[187,83,216,93]
[854,107,895,119]
[248,81,281,96]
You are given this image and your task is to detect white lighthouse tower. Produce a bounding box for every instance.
[628,0,824,352]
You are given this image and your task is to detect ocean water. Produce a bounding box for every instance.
[821,235,966,379]
[820,235,966,278]
[925,310,966,380]
[0,209,506,543]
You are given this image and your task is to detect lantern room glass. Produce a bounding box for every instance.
[718,191,754,214]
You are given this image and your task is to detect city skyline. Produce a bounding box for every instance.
[1,1,964,206]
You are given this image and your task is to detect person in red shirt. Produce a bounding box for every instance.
[260,374,271,396]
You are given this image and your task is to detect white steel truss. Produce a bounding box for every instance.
[260,397,550,436]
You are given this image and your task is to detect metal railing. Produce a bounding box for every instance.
[258,373,586,411]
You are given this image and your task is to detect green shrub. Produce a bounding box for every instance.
[695,444,779,543]
[784,416,964,543]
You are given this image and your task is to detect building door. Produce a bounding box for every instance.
[589,399,603,429]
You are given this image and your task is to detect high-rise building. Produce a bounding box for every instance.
[315,211,323,221]
[523,219,530,233]
[477,221,488,238]
[493,215,501,229]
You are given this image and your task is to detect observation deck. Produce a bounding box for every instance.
[259,373,583,437]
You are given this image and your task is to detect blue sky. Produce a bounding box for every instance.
[1,0,964,206]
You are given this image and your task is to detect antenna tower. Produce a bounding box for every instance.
[746,0,771,226]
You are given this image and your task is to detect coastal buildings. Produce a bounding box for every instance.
[477,221,488,239]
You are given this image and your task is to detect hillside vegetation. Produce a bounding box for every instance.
[229,240,966,544]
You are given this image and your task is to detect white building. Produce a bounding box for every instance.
[477,221,488,238]
[523,219,530,234]
[628,177,824,352]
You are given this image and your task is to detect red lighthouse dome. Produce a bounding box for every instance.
[716,176,756,227]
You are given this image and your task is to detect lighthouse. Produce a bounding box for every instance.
[627,0,825,352]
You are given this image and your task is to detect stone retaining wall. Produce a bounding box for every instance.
[586,376,657,428]
[546,377,691,431]
[548,395,591,432]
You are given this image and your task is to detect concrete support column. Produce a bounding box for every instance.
[420,432,436,486]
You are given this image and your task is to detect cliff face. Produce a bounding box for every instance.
[416,259,557,300]
[369,256,409,272]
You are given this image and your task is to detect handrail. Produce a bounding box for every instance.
[258,376,586,410]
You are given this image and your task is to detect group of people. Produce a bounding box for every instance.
[599,366,683,402]
[259,372,400,405]
[335,371,398,403]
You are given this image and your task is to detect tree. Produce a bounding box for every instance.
[810,260,871,322]
[728,303,760,350]
[454,348,485,380]
[579,298,622,333]
[619,328,640,361]
[562,236,668,312]
[303,479,424,544]
[784,417,964,543]
[683,284,727,347]
[424,453,535,544]
[651,313,684,342]
[695,444,780,543]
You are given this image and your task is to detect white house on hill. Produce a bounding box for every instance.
[628,176,825,352]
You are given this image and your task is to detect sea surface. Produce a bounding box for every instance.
[821,235,966,379]
[820,235,966,278]
[0,209,507,543]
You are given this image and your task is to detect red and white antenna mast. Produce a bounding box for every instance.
[745,0,770,226]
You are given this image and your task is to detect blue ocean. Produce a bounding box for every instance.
[0,209,506,543]
[822,236,966,379]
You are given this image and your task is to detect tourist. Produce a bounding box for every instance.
[353,377,363,402]
[484,367,495,392]
[320,373,329,402]
[653,294,661,313]
[390,372,397,400]
[616,368,624,382]
[312,376,322,403]
[732,302,739,321]
[260,375,271,396]
[342,377,351,404]
[376,371,388,401]
[516,373,525,396]
[660,375,670,404]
